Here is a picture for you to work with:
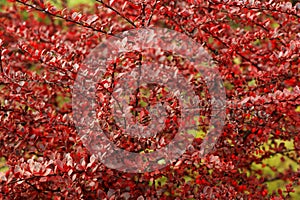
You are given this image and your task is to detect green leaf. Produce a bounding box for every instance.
[233,57,242,65]
[248,79,256,87]
[183,176,193,183]
[224,81,234,90]
[187,129,206,139]
[139,100,148,107]
[271,22,280,29]
[157,159,166,165]
[155,176,167,188]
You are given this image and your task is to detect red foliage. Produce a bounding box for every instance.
[0,0,299,199]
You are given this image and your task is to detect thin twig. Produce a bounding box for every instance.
[133,53,143,120]
[141,2,146,27]
[15,0,112,35]
[96,0,136,27]
[0,46,2,75]
[208,0,300,18]
[147,0,158,26]
[25,180,42,192]
[110,63,127,129]
[202,28,263,71]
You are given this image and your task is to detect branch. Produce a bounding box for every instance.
[0,45,2,75]
[147,0,158,26]
[96,0,136,27]
[202,28,263,71]
[15,0,113,35]
[278,152,299,164]
[25,180,42,192]
[141,2,146,27]
[109,63,127,129]
[263,171,300,183]
[209,0,300,18]
[168,17,224,65]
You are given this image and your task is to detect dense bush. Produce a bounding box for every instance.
[0,0,299,199]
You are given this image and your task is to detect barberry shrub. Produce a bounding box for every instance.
[0,0,299,199]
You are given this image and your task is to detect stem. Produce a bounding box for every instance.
[147,0,158,26]
[96,0,136,27]
[15,0,112,35]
